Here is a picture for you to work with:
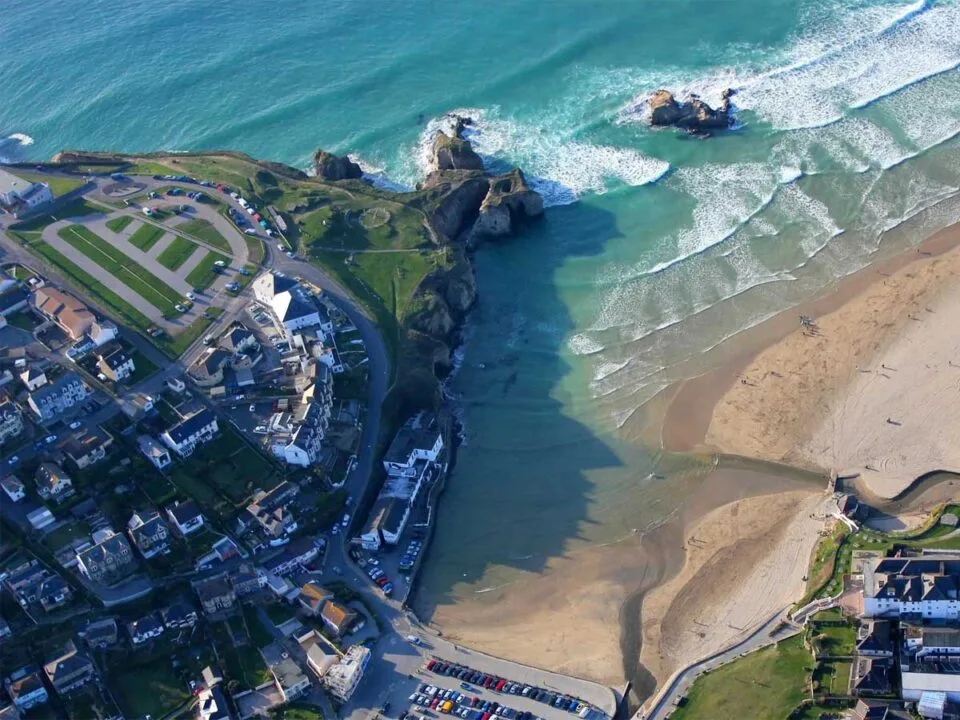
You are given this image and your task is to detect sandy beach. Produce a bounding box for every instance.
[667,223,960,498]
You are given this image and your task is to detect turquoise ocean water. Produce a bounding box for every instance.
[6,0,960,684]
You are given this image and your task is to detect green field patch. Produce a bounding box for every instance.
[186,250,230,289]
[126,350,160,384]
[127,222,166,251]
[9,198,100,236]
[111,663,191,720]
[57,224,181,313]
[156,236,199,271]
[5,310,39,331]
[29,241,155,334]
[178,218,231,253]
[671,635,810,720]
[105,215,133,233]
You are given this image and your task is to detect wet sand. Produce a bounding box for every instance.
[421,462,824,701]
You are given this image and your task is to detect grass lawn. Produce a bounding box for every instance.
[156,236,199,271]
[57,224,182,314]
[185,250,230,289]
[245,235,265,264]
[8,198,101,241]
[813,660,851,695]
[279,705,325,720]
[5,310,38,331]
[158,307,221,358]
[242,604,275,647]
[42,520,90,551]
[127,221,166,251]
[671,635,811,720]
[126,350,160,384]
[105,215,133,233]
[29,240,155,335]
[265,602,297,626]
[178,218,231,253]
[7,264,35,280]
[13,171,86,197]
[179,427,275,505]
[811,621,856,657]
[112,664,190,720]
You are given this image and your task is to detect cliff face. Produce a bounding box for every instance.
[313,149,363,181]
[430,131,484,173]
[472,168,544,241]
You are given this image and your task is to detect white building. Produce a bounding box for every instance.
[382,412,443,478]
[863,556,960,619]
[166,500,204,536]
[137,435,172,470]
[161,409,219,457]
[89,320,118,347]
[1,475,25,503]
[27,372,88,422]
[0,169,53,211]
[0,401,24,446]
[97,347,135,382]
[252,272,328,334]
[272,423,322,467]
[323,645,371,702]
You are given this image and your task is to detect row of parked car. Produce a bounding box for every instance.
[425,660,601,720]
[410,684,541,720]
[399,538,423,572]
[367,565,394,596]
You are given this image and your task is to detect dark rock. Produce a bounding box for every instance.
[471,168,544,240]
[648,89,735,132]
[430,130,484,173]
[313,149,363,181]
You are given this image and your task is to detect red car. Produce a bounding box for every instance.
[495,680,506,692]
[376,576,389,587]
[427,660,437,671]
[431,698,441,710]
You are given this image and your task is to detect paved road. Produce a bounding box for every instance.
[637,608,801,720]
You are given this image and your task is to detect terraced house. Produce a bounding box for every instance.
[60,427,112,470]
[96,346,135,382]
[75,531,136,585]
[32,287,94,340]
[27,372,87,422]
[127,510,171,559]
[43,641,97,697]
[161,408,219,457]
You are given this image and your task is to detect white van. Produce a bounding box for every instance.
[237,197,249,208]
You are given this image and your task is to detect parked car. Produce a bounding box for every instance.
[69,421,82,430]
[7,456,19,466]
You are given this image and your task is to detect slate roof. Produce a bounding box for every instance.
[273,290,317,322]
[98,347,131,371]
[167,500,202,526]
[857,620,893,655]
[165,409,216,445]
[29,372,84,405]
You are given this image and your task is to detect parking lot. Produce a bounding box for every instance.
[403,657,610,720]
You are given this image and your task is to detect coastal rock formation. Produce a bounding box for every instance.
[649,89,735,131]
[430,130,484,173]
[313,149,363,181]
[472,168,544,239]
[421,172,491,241]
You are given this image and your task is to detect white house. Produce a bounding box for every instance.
[1,475,25,503]
[323,645,371,702]
[34,463,73,503]
[161,409,219,457]
[274,424,322,467]
[89,320,119,347]
[0,169,53,211]
[382,412,444,477]
[166,500,204,536]
[19,367,47,392]
[127,614,165,645]
[97,347,135,382]
[137,434,172,470]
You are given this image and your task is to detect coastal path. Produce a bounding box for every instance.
[637,607,801,720]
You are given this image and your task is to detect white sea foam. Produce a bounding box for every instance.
[6,133,34,146]
[620,0,960,132]
[567,333,605,356]
[412,107,669,206]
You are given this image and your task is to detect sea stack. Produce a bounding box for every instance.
[313,149,363,181]
[648,88,735,132]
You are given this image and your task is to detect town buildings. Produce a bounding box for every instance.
[1,475,24,503]
[323,645,371,702]
[167,500,204,536]
[43,640,97,696]
[76,531,136,585]
[34,462,74,503]
[127,510,171,559]
[320,599,357,637]
[4,665,48,711]
[193,575,237,616]
[27,372,87,421]
[33,288,94,340]
[138,434,172,469]
[60,428,112,470]
[97,346,135,382]
[162,409,219,457]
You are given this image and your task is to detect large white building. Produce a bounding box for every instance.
[0,169,53,212]
[863,556,960,619]
[323,645,370,702]
[253,272,330,334]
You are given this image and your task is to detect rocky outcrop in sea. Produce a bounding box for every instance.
[648,89,735,134]
[313,149,363,181]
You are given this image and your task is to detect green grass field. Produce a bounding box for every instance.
[127,221,166,251]
[178,218,231,253]
[57,224,182,314]
[185,250,230,289]
[8,198,101,242]
[126,350,160,384]
[156,236,199,271]
[112,664,191,720]
[105,215,133,233]
[671,635,811,720]
[29,240,155,333]
[810,621,856,657]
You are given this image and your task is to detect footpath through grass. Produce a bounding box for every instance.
[127,222,166,251]
[105,215,133,233]
[156,236,199,271]
[671,635,811,720]
[186,250,230,289]
[57,224,182,314]
[178,218,231,253]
